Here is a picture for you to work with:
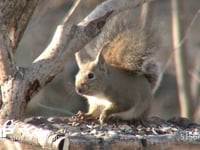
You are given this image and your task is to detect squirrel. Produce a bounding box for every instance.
[75,8,160,124]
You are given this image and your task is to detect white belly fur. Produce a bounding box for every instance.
[85,95,112,108]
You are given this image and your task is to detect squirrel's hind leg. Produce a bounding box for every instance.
[106,106,149,122]
[99,104,122,124]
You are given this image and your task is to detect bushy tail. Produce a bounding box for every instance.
[95,8,160,91]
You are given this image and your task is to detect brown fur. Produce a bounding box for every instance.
[75,9,160,123]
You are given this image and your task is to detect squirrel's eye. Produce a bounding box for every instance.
[88,72,94,79]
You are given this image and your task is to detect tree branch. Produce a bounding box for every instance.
[63,0,82,25]
[0,25,14,85]
[0,0,40,50]
[1,116,200,150]
[3,120,67,149]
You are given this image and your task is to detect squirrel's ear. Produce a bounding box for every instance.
[75,52,84,68]
[95,49,104,64]
[95,49,107,72]
[95,43,109,66]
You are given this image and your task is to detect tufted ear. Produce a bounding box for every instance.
[95,42,110,66]
[95,49,107,72]
[75,52,84,69]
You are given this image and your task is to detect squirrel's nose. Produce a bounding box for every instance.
[77,87,83,94]
[76,83,87,94]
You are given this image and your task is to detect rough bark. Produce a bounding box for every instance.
[1,116,200,150]
[0,0,153,124]
[0,0,38,116]
[0,24,14,85]
[1,120,67,150]
[0,0,39,50]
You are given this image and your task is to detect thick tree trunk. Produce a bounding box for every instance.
[0,0,40,122]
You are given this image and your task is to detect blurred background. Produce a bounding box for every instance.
[15,0,200,122]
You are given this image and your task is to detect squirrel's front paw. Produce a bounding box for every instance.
[76,110,94,120]
[99,113,106,124]
[76,110,85,117]
[99,111,111,124]
[99,110,119,124]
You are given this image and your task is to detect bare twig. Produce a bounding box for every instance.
[140,2,154,32]
[63,0,82,25]
[160,9,200,76]
[171,0,193,119]
[37,103,74,116]
[190,55,200,102]
[190,71,200,84]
